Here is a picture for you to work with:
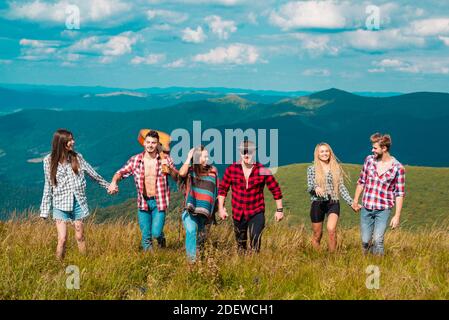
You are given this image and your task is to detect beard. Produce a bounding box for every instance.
[373,152,382,160]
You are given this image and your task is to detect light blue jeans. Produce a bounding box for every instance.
[360,207,391,255]
[137,198,166,251]
[182,210,207,261]
[53,196,86,222]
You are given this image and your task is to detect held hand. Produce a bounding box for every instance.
[161,158,168,166]
[218,207,228,220]
[108,182,118,195]
[275,211,284,222]
[315,186,325,197]
[390,215,400,229]
[351,202,362,213]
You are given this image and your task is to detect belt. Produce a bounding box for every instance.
[144,195,156,200]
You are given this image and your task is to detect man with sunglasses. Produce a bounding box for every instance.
[218,140,284,253]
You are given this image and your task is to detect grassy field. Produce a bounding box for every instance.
[0,216,447,300]
[1,163,448,300]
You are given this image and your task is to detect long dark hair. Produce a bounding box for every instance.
[50,129,79,186]
[192,145,212,179]
[178,145,212,192]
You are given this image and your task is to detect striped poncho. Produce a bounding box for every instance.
[185,166,219,218]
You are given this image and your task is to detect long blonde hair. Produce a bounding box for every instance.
[313,142,349,199]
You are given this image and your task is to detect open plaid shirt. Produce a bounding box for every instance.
[307,165,353,206]
[40,153,109,218]
[116,152,176,212]
[357,155,405,210]
[218,161,283,221]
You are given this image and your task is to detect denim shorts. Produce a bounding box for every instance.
[52,197,87,222]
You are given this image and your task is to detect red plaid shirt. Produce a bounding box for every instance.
[357,155,405,210]
[218,161,283,221]
[116,152,176,212]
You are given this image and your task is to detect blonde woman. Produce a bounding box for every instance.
[307,143,356,252]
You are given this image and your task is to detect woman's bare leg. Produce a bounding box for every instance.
[311,222,323,250]
[327,213,339,253]
[56,220,68,260]
[74,220,86,255]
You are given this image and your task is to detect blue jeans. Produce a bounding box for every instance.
[137,198,166,251]
[360,207,391,255]
[182,210,207,261]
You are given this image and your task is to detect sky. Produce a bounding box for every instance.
[0,0,449,92]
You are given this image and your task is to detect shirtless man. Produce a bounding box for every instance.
[109,130,178,251]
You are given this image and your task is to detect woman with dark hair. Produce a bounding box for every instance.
[40,129,112,260]
[178,146,219,262]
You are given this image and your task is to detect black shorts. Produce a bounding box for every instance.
[310,200,340,223]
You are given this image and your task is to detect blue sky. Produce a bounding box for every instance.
[0,0,449,92]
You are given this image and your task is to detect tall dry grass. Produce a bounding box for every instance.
[0,214,448,300]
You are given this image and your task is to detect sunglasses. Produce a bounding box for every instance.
[240,149,255,156]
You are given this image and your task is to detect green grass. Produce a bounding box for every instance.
[0,216,447,299]
[1,163,448,300]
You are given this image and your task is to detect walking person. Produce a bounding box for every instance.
[352,133,405,255]
[108,130,178,251]
[307,142,356,252]
[40,129,113,260]
[178,146,219,262]
[217,140,284,253]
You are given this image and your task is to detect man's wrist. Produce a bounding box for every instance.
[276,207,283,212]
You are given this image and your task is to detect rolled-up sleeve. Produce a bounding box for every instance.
[79,154,109,189]
[264,169,283,200]
[393,166,406,198]
[40,157,52,218]
[218,166,232,197]
[116,156,135,179]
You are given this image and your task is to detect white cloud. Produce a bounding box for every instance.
[164,58,186,68]
[374,59,407,68]
[69,31,139,56]
[370,58,449,75]
[193,43,260,65]
[302,68,331,76]
[439,36,449,46]
[205,15,237,40]
[247,12,258,25]
[19,38,61,61]
[131,54,166,65]
[409,18,449,36]
[6,0,132,25]
[269,1,350,31]
[147,9,188,24]
[182,26,207,43]
[294,33,340,56]
[172,0,242,5]
[344,29,426,52]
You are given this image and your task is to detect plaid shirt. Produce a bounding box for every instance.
[40,153,109,218]
[116,152,176,212]
[357,155,405,210]
[307,165,353,206]
[218,161,283,221]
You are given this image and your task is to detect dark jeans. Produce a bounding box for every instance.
[233,212,265,253]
